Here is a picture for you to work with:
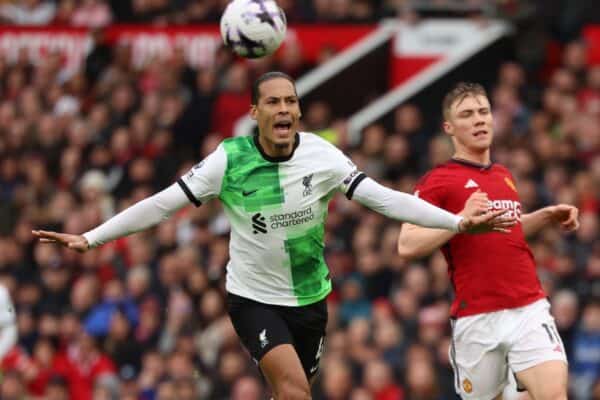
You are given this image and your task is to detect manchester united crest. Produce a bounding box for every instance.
[463,378,473,393]
[504,176,517,192]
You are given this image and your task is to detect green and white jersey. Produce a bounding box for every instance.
[178,132,365,306]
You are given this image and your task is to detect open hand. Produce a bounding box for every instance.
[457,190,516,233]
[31,230,90,252]
[548,204,579,232]
[461,189,491,218]
[458,209,517,234]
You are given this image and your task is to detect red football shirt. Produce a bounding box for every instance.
[414,159,546,318]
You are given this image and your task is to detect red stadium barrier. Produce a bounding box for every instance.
[388,20,491,87]
[390,55,440,86]
[583,25,600,66]
[0,24,375,74]
[0,26,89,74]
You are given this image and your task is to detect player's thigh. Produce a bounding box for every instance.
[227,293,295,364]
[515,361,567,400]
[285,299,328,382]
[502,371,532,400]
[508,301,567,399]
[227,293,310,398]
[451,318,509,399]
[260,344,311,400]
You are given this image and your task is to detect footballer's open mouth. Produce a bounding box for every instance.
[473,129,488,137]
[273,121,293,135]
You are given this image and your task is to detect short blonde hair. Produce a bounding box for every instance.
[442,82,487,120]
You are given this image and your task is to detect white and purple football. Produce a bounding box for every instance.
[220,0,287,58]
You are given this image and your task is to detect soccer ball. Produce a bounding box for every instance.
[220,0,287,59]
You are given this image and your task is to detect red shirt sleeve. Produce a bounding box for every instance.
[413,169,448,209]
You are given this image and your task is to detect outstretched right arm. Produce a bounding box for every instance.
[0,286,17,359]
[33,145,226,251]
[33,183,192,250]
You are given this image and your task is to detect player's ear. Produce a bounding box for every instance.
[250,104,258,120]
[443,120,453,136]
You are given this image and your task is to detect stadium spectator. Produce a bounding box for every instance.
[0,4,597,399]
[571,300,600,400]
[0,0,56,25]
[70,0,113,28]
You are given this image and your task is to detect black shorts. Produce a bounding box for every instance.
[227,292,328,380]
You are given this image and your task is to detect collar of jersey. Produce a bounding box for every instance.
[253,133,300,162]
[450,157,493,170]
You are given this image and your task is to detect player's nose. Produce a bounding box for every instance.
[276,103,289,114]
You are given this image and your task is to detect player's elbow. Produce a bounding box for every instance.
[397,239,420,261]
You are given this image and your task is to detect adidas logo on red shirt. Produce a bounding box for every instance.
[464,179,479,188]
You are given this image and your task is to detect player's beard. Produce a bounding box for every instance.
[273,130,296,150]
[274,141,292,150]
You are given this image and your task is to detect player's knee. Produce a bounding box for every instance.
[274,377,311,400]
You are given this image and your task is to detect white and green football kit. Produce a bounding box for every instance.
[83,132,462,307]
[0,285,17,359]
[178,132,364,306]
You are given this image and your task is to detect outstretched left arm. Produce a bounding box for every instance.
[521,204,580,237]
[350,177,513,233]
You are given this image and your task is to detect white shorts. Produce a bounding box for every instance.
[449,299,567,400]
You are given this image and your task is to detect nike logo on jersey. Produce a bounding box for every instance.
[464,179,479,189]
[243,189,258,197]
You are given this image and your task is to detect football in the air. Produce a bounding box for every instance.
[220,0,287,58]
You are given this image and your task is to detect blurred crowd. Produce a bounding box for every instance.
[0,1,599,400]
[0,0,412,26]
[0,0,588,27]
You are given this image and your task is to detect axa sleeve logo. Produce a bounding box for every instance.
[343,170,359,186]
[186,160,205,178]
[252,213,267,234]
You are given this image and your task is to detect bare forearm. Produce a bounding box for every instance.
[397,224,456,259]
[521,207,553,237]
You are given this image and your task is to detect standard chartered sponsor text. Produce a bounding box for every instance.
[269,207,314,229]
